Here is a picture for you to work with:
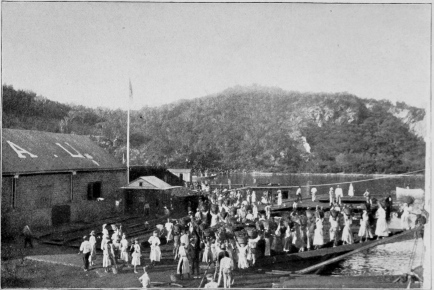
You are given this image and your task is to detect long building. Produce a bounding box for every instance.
[2,128,127,235]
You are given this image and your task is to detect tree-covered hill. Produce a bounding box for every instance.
[2,84,426,174]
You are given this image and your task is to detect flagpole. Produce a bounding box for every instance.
[127,80,132,183]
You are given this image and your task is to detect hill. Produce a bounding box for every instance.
[2,84,426,174]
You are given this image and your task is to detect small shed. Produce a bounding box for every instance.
[168,168,192,184]
[121,176,196,217]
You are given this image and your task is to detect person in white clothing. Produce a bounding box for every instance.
[79,236,92,271]
[401,203,412,230]
[138,266,151,288]
[296,186,302,202]
[277,190,283,206]
[131,239,142,273]
[165,218,174,242]
[329,187,335,205]
[120,233,130,264]
[148,231,161,265]
[204,274,220,288]
[335,185,343,205]
[251,191,257,204]
[88,231,97,266]
[311,187,317,202]
[218,254,234,288]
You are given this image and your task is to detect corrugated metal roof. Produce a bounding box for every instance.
[2,129,126,174]
[122,176,175,190]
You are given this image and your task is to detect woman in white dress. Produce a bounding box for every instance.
[102,240,114,273]
[375,201,390,239]
[165,218,174,242]
[313,215,324,249]
[148,230,161,265]
[177,243,190,280]
[210,211,219,227]
[252,203,258,219]
[341,210,354,245]
[89,230,97,266]
[329,211,339,247]
[401,203,411,230]
[348,183,354,197]
[202,238,213,265]
[277,190,283,206]
[120,233,130,264]
[358,209,373,242]
[236,242,249,269]
[131,239,142,273]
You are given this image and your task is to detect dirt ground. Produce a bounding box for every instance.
[1,237,276,289]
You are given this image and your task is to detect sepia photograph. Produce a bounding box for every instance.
[1,2,431,289]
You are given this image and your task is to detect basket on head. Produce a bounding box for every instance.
[199,223,208,231]
[156,224,164,231]
[330,210,339,218]
[402,196,415,206]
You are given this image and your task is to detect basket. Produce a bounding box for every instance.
[330,210,339,218]
[245,227,258,238]
[236,236,247,245]
[199,223,209,231]
[156,224,164,231]
[402,196,415,205]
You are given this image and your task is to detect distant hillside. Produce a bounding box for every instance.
[2,84,426,174]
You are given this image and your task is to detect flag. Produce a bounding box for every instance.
[129,79,133,100]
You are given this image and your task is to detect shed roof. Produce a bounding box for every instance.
[2,128,126,175]
[168,168,191,174]
[122,176,177,190]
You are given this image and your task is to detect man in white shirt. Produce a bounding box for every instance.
[79,236,92,271]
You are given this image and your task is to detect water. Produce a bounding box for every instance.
[214,172,426,276]
[329,238,424,276]
[213,172,425,199]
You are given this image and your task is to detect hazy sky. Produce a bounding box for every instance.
[2,3,431,110]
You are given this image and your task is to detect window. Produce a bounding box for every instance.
[87,182,102,200]
[139,182,143,187]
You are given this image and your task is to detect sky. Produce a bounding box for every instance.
[2,3,431,110]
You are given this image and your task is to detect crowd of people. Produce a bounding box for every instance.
[74,185,423,288]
